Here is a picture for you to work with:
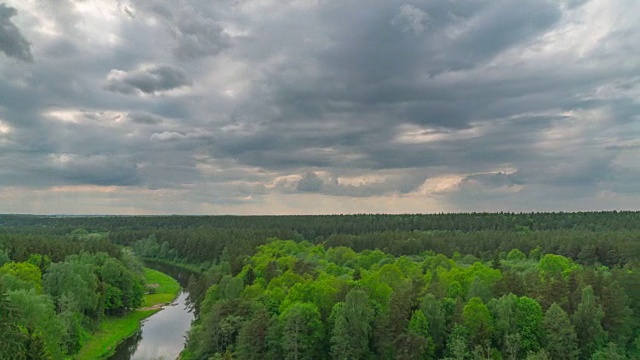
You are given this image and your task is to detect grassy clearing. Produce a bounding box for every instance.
[143,267,182,307]
[74,267,180,360]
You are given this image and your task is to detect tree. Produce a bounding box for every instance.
[0,249,10,267]
[590,342,628,360]
[538,254,574,276]
[462,297,493,348]
[572,286,606,359]
[0,262,43,292]
[400,309,434,359]
[330,289,374,360]
[514,296,543,355]
[0,284,24,359]
[280,302,325,360]
[444,324,469,360]
[600,280,633,344]
[525,349,550,360]
[543,303,578,360]
[43,260,99,317]
[490,294,518,359]
[506,249,526,261]
[374,280,419,358]
[235,305,271,360]
[6,289,65,359]
[420,294,447,356]
[99,258,144,313]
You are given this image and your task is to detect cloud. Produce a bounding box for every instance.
[391,5,431,36]
[0,4,32,61]
[106,64,191,95]
[1,0,640,214]
[134,0,231,59]
[150,131,186,142]
[296,172,323,192]
[127,112,165,125]
[291,171,426,197]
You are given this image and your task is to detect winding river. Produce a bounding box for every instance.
[109,263,197,360]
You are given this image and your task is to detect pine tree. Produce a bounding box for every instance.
[572,286,606,359]
[543,303,578,360]
[236,306,270,360]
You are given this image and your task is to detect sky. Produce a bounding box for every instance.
[0,0,639,215]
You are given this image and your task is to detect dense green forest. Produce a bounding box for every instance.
[1,212,640,359]
[0,232,145,359]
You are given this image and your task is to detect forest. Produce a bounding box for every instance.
[0,212,639,359]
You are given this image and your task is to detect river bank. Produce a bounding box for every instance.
[73,268,181,360]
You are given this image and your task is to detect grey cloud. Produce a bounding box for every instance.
[134,1,231,59]
[459,172,523,191]
[0,4,32,61]
[171,13,230,59]
[1,0,640,213]
[296,172,323,192]
[150,131,186,142]
[128,112,165,125]
[106,65,191,95]
[292,171,425,197]
[391,5,431,36]
[53,155,141,186]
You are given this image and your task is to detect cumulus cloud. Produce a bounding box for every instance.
[106,64,191,95]
[0,4,32,61]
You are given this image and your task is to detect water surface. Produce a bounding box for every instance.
[110,263,196,360]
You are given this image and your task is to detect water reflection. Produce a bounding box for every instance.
[110,263,197,360]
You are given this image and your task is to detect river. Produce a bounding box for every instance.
[109,262,197,360]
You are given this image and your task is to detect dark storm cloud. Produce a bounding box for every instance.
[1,0,639,213]
[0,4,32,61]
[106,64,191,95]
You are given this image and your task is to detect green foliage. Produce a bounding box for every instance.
[538,254,575,276]
[543,303,578,360]
[0,248,10,267]
[280,302,325,360]
[462,297,493,347]
[0,261,43,292]
[100,257,145,313]
[4,213,640,359]
[590,342,628,360]
[6,289,65,359]
[514,296,544,354]
[421,294,447,356]
[572,286,607,359]
[236,305,271,360]
[43,260,100,316]
[330,289,374,360]
[506,249,527,261]
[444,324,470,360]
